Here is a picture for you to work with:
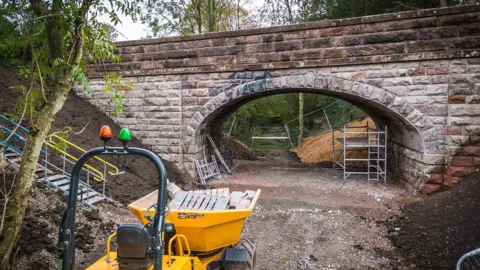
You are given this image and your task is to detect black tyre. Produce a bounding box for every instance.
[227,238,256,270]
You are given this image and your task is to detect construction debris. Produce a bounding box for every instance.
[207,134,231,174]
[195,155,222,185]
[169,188,256,210]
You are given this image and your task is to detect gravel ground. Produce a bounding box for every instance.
[13,155,416,269]
[210,160,415,270]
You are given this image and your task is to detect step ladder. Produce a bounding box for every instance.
[3,148,114,207]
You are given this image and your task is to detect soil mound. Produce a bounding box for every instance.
[390,171,480,270]
[220,136,257,161]
[0,64,192,204]
[292,118,375,163]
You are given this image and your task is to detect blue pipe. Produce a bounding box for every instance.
[0,114,30,134]
[0,117,46,155]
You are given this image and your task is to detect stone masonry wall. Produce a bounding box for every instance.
[79,5,480,194]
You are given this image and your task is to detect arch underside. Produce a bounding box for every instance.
[190,75,431,154]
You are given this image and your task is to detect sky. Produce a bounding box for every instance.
[99,0,265,41]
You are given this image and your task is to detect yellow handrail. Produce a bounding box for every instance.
[48,134,120,177]
[43,141,105,182]
[105,232,117,263]
[168,234,191,265]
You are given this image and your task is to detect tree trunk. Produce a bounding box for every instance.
[285,0,294,24]
[0,74,72,268]
[439,0,448,7]
[298,93,304,147]
[196,0,203,33]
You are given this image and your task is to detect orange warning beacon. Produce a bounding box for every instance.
[99,125,113,142]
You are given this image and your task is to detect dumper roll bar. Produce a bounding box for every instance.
[58,146,168,270]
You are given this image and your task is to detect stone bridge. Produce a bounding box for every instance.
[80,5,480,194]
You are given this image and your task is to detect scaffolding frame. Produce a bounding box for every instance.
[332,122,387,183]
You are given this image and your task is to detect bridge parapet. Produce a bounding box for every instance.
[87,5,480,78]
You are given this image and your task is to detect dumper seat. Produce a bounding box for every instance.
[117,224,153,269]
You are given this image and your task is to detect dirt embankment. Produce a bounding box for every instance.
[0,63,192,269]
[0,64,192,204]
[389,171,480,270]
[292,117,375,163]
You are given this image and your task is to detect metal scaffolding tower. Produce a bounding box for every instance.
[332,122,387,183]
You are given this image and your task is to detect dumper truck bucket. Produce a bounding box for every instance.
[128,189,261,252]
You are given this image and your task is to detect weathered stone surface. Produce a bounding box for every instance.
[80,6,480,189]
[443,175,462,187]
[450,156,475,166]
[447,166,477,177]
[422,183,442,195]
[448,96,466,104]
[463,146,480,156]
[426,174,443,184]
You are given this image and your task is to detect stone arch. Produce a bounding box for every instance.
[185,75,433,157]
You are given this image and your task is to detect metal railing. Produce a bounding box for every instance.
[0,115,122,201]
[457,248,480,270]
[48,134,120,180]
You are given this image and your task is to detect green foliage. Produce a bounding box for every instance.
[228,94,363,148]
[103,73,134,116]
[261,0,468,26]
[50,126,72,151]
[142,0,252,36]
[0,0,141,125]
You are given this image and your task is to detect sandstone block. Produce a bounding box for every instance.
[426,174,443,184]
[467,95,480,104]
[443,175,462,187]
[449,83,473,95]
[362,30,416,44]
[450,156,474,166]
[405,96,447,105]
[474,157,480,167]
[425,66,449,75]
[274,40,302,52]
[415,104,447,116]
[448,96,466,104]
[407,68,425,76]
[447,166,477,177]
[450,105,480,116]
[444,126,462,136]
[422,183,442,195]
[463,146,480,156]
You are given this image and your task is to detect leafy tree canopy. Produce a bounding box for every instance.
[0,0,143,267]
[141,0,254,36]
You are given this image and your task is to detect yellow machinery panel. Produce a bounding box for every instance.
[128,189,261,252]
[87,252,206,270]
